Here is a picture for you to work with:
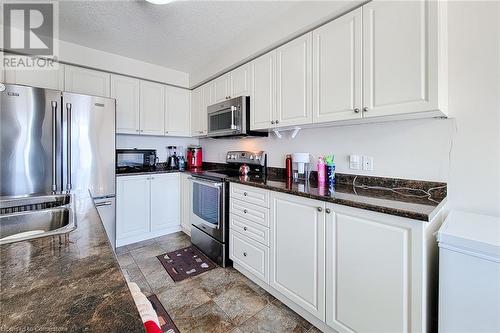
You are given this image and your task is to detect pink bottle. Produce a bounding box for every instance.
[317,156,326,184]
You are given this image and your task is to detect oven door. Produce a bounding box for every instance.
[189,177,224,241]
[207,105,242,137]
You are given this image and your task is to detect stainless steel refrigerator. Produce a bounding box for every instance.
[0,84,117,249]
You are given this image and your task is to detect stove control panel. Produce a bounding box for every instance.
[226,151,266,166]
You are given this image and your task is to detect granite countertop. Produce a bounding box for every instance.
[0,191,145,332]
[228,174,447,222]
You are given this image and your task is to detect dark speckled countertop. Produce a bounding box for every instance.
[0,191,144,332]
[228,174,447,222]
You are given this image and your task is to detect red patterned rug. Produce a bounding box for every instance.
[157,246,217,282]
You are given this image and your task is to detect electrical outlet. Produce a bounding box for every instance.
[349,155,361,170]
[363,156,374,171]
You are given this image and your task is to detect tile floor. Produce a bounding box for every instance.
[117,231,322,333]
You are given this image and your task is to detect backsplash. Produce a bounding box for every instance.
[117,134,199,162]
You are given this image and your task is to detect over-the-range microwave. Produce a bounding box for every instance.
[206,96,268,138]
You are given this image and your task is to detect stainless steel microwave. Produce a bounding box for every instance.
[206,96,267,138]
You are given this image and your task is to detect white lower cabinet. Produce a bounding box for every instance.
[326,205,414,333]
[116,173,181,246]
[180,173,192,234]
[230,183,442,333]
[270,192,325,321]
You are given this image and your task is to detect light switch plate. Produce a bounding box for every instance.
[363,156,374,171]
[349,155,361,170]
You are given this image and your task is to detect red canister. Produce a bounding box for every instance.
[285,154,292,178]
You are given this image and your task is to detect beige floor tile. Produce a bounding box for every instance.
[173,300,235,333]
[237,302,311,333]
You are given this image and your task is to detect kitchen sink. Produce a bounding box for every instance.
[0,194,71,215]
[0,194,76,245]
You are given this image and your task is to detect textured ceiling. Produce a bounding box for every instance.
[59,0,358,76]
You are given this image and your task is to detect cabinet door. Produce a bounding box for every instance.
[230,64,251,98]
[165,86,191,136]
[180,173,192,234]
[140,80,165,135]
[250,51,275,130]
[111,75,140,134]
[199,82,212,133]
[270,192,325,320]
[191,86,204,136]
[64,65,110,97]
[150,173,180,232]
[326,206,412,333]
[276,33,313,127]
[116,176,150,241]
[313,8,362,123]
[213,74,230,103]
[363,0,440,117]
[4,62,64,90]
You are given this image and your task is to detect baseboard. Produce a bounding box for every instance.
[117,225,182,247]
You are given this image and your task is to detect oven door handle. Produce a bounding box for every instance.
[188,177,223,188]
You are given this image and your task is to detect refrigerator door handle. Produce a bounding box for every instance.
[51,101,58,193]
[66,102,72,191]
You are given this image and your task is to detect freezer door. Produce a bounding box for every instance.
[62,92,116,197]
[0,84,62,197]
[94,197,116,250]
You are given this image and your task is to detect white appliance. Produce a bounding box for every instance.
[437,211,500,333]
[291,153,311,181]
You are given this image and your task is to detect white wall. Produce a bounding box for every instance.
[59,40,189,87]
[117,135,199,162]
[200,1,500,218]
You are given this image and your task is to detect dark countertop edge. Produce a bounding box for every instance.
[228,178,445,222]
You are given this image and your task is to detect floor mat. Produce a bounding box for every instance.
[157,245,217,282]
[147,294,180,333]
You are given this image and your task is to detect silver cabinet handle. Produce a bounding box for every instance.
[243,227,248,231]
[66,103,72,191]
[271,120,275,124]
[95,201,112,207]
[326,208,331,214]
[243,209,247,214]
[275,120,279,124]
[243,252,247,257]
[363,107,368,112]
[243,192,248,196]
[317,207,323,212]
[140,130,144,132]
[136,129,140,132]
[354,108,360,113]
[51,101,58,192]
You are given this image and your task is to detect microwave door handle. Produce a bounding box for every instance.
[230,106,238,130]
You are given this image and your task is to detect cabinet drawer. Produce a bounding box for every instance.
[230,183,269,208]
[230,213,269,246]
[231,199,269,227]
[230,230,269,283]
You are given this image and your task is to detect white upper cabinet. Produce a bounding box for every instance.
[213,74,230,103]
[230,64,252,98]
[4,61,65,91]
[270,191,325,321]
[139,80,165,136]
[313,8,362,123]
[111,74,140,135]
[250,51,276,131]
[362,0,447,118]
[165,86,191,136]
[190,86,204,136]
[64,65,110,97]
[276,32,313,128]
[150,173,180,232]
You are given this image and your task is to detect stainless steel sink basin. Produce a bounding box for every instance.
[0,194,76,245]
[0,194,71,215]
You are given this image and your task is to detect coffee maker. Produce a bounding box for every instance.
[187,145,202,169]
[166,146,179,170]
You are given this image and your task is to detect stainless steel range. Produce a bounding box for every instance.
[189,151,266,267]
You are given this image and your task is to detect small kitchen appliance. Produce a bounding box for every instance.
[292,153,311,181]
[187,145,203,169]
[116,149,158,174]
[166,146,179,170]
[189,150,266,267]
